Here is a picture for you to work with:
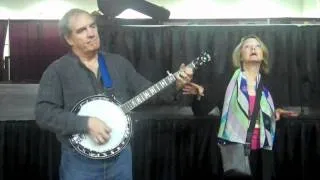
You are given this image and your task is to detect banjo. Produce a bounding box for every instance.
[69,51,212,159]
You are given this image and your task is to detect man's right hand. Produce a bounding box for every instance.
[88,117,112,144]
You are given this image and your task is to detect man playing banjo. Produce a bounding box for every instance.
[35,8,194,180]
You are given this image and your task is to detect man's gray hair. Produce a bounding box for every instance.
[58,8,93,39]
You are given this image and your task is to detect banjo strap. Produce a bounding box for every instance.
[98,52,113,89]
[98,53,115,98]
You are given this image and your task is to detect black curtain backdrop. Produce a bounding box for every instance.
[3,20,320,180]
[7,20,320,107]
[0,116,319,180]
[0,20,8,61]
[9,20,68,83]
[98,24,319,107]
[273,117,320,180]
[299,26,320,107]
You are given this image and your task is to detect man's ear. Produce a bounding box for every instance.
[64,35,73,46]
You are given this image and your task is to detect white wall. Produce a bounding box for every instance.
[302,0,320,17]
[1,0,319,20]
[0,0,98,19]
[165,0,302,19]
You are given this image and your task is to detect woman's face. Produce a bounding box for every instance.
[240,38,263,63]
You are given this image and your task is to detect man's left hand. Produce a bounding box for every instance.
[175,63,193,90]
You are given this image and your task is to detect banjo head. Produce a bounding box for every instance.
[69,95,132,159]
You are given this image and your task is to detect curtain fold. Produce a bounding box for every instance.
[131,115,219,180]
[9,20,68,83]
[299,26,320,107]
[273,117,320,180]
[0,121,60,180]
[0,115,319,180]
[0,20,8,81]
[0,20,8,61]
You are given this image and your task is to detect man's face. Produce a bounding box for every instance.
[65,13,100,54]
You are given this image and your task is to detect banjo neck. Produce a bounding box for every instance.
[120,51,211,114]
[120,70,185,114]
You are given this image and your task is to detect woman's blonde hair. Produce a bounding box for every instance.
[232,34,270,74]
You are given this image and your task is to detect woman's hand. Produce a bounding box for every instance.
[275,108,299,121]
[182,82,204,97]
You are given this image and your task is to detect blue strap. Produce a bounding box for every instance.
[98,53,113,88]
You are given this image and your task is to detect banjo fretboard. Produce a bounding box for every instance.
[120,71,179,114]
[120,51,211,114]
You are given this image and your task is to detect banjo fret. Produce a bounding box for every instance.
[121,74,176,113]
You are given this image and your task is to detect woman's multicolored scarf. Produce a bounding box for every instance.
[218,69,276,150]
